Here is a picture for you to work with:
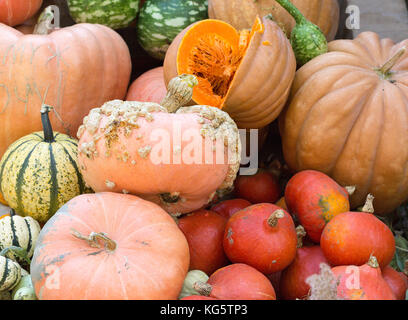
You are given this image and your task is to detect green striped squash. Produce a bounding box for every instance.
[0,215,41,263]
[67,0,140,29]
[0,105,91,224]
[0,255,21,291]
[137,0,208,60]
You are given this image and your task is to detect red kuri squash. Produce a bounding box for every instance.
[126,67,167,104]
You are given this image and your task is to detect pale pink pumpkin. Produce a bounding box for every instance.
[126,67,167,103]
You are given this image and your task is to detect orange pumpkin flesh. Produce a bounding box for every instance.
[164,16,296,129]
[30,192,190,300]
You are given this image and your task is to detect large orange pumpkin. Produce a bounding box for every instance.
[30,192,190,300]
[77,74,241,215]
[279,32,408,214]
[208,0,339,41]
[163,16,296,129]
[0,0,43,27]
[0,7,131,158]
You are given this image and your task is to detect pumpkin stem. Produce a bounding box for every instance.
[274,0,307,24]
[344,186,356,196]
[193,281,213,297]
[0,246,31,265]
[267,209,285,227]
[376,47,406,77]
[296,225,307,248]
[161,74,198,113]
[41,105,55,143]
[71,228,117,252]
[361,194,375,214]
[33,6,57,35]
[367,255,379,268]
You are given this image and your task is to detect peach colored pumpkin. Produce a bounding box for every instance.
[279,32,408,215]
[0,8,131,158]
[77,75,241,215]
[0,0,43,27]
[126,67,167,104]
[30,192,190,300]
[208,0,339,41]
[163,16,296,129]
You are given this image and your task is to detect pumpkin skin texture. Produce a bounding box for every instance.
[208,0,339,41]
[177,209,229,275]
[0,0,43,27]
[331,257,396,300]
[223,204,297,274]
[320,211,395,268]
[279,32,408,215]
[163,16,296,129]
[211,198,251,219]
[279,245,329,300]
[126,67,167,104]
[181,295,218,300]
[234,170,281,204]
[77,75,241,215]
[284,170,350,243]
[194,263,276,300]
[382,266,408,300]
[30,192,190,300]
[0,19,131,158]
[178,270,209,300]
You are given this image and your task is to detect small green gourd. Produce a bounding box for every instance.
[12,275,37,300]
[274,0,328,66]
[178,270,209,299]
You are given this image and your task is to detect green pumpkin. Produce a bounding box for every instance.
[12,275,37,300]
[67,0,140,29]
[0,255,21,291]
[0,214,41,263]
[0,105,91,224]
[178,270,209,299]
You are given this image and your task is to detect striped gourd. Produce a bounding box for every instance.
[0,214,41,262]
[12,274,37,300]
[0,105,90,224]
[0,255,21,291]
[137,0,208,60]
[67,0,140,29]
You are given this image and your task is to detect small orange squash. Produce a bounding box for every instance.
[163,15,296,129]
[126,67,167,104]
[30,192,190,300]
[0,0,43,27]
[280,32,408,214]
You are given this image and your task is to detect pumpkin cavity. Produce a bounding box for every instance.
[177,17,264,109]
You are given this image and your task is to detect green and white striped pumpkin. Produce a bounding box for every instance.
[0,215,41,262]
[67,0,140,29]
[0,105,90,224]
[0,255,21,291]
[137,0,208,60]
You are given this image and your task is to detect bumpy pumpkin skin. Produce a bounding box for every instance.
[208,0,339,41]
[0,0,43,27]
[0,23,131,158]
[284,170,350,243]
[164,16,296,129]
[126,67,167,104]
[280,32,408,214]
[320,211,395,268]
[30,192,190,300]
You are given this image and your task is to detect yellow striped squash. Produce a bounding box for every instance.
[0,255,21,291]
[0,105,90,224]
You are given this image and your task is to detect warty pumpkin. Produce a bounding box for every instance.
[0,0,43,27]
[208,0,339,41]
[279,32,408,214]
[30,192,190,300]
[163,15,296,129]
[0,6,131,158]
[0,106,90,224]
[77,74,241,216]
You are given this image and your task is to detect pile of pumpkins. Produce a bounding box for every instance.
[0,0,407,300]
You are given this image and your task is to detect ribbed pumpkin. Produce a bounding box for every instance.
[0,6,131,158]
[163,15,296,129]
[126,67,167,104]
[279,32,408,214]
[0,0,43,27]
[208,0,339,41]
[0,213,41,263]
[0,255,21,291]
[77,74,241,216]
[0,106,89,224]
[30,192,190,300]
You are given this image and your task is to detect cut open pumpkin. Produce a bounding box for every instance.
[177,18,264,109]
[164,15,296,129]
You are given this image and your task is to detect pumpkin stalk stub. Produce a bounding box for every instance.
[40,104,55,143]
[161,74,198,113]
[33,6,57,35]
[267,210,285,227]
[193,281,212,297]
[376,47,406,78]
[361,194,375,214]
[71,229,117,252]
[296,225,306,248]
[367,255,379,269]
